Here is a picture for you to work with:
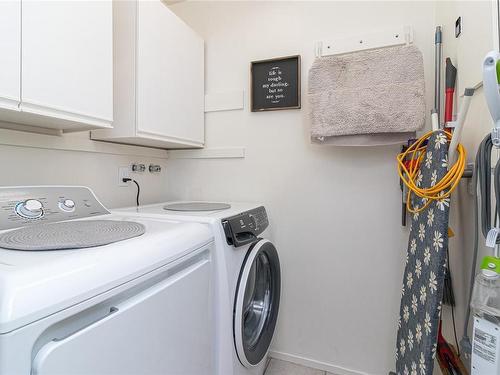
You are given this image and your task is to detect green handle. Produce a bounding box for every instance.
[496,60,500,83]
[481,256,500,274]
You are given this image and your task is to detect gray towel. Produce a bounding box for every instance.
[308,45,425,143]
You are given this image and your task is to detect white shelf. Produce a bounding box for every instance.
[168,147,245,159]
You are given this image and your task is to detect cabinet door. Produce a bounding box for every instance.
[136,1,204,146]
[0,0,21,111]
[21,0,113,128]
[32,258,212,375]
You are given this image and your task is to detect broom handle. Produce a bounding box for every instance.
[435,27,443,126]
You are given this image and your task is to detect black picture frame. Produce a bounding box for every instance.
[250,55,301,112]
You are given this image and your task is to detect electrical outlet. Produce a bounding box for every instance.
[118,167,130,187]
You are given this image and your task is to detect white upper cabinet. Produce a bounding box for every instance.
[20,0,113,131]
[135,1,204,145]
[92,1,205,149]
[0,0,113,133]
[0,1,21,112]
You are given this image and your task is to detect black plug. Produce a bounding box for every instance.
[122,178,140,207]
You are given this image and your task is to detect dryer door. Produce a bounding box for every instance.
[234,239,281,368]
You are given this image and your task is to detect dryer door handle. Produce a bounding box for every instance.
[222,220,258,247]
[222,207,268,247]
[233,231,258,247]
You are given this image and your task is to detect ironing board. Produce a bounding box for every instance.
[395,131,449,375]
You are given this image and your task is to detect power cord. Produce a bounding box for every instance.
[397,130,466,214]
[122,178,140,207]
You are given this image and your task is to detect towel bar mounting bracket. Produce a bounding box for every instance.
[315,26,414,58]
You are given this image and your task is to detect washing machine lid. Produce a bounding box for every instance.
[114,201,263,222]
[0,215,213,334]
[164,202,231,211]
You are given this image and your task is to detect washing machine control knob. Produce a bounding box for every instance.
[59,199,75,212]
[16,199,44,219]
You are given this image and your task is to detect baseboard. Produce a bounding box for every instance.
[268,351,374,375]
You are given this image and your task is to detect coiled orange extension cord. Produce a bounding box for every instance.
[397,130,466,214]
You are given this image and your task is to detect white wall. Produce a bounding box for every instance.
[0,130,169,208]
[169,2,436,374]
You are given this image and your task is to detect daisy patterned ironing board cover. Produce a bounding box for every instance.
[395,131,450,375]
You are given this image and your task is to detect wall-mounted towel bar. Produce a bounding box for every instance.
[315,26,414,58]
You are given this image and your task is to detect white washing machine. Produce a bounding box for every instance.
[0,186,215,375]
[114,201,281,375]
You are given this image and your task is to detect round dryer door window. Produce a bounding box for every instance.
[234,239,281,368]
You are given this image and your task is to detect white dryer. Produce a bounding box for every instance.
[114,201,281,375]
[0,187,215,375]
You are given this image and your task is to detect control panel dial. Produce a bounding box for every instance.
[59,199,76,212]
[15,199,44,219]
[0,186,110,230]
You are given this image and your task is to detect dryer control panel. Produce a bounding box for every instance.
[0,186,109,230]
[222,206,268,247]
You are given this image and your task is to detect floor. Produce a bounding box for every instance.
[265,359,336,375]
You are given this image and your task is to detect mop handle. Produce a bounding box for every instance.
[434,27,442,125]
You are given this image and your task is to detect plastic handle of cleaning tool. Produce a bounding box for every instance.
[431,110,439,131]
[448,88,474,164]
[486,227,500,259]
[485,228,500,248]
[445,89,454,123]
[481,256,500,275]
[483,51,500,145]
[445,58,457,124]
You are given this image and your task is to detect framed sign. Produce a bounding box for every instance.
[251,55,301,112]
